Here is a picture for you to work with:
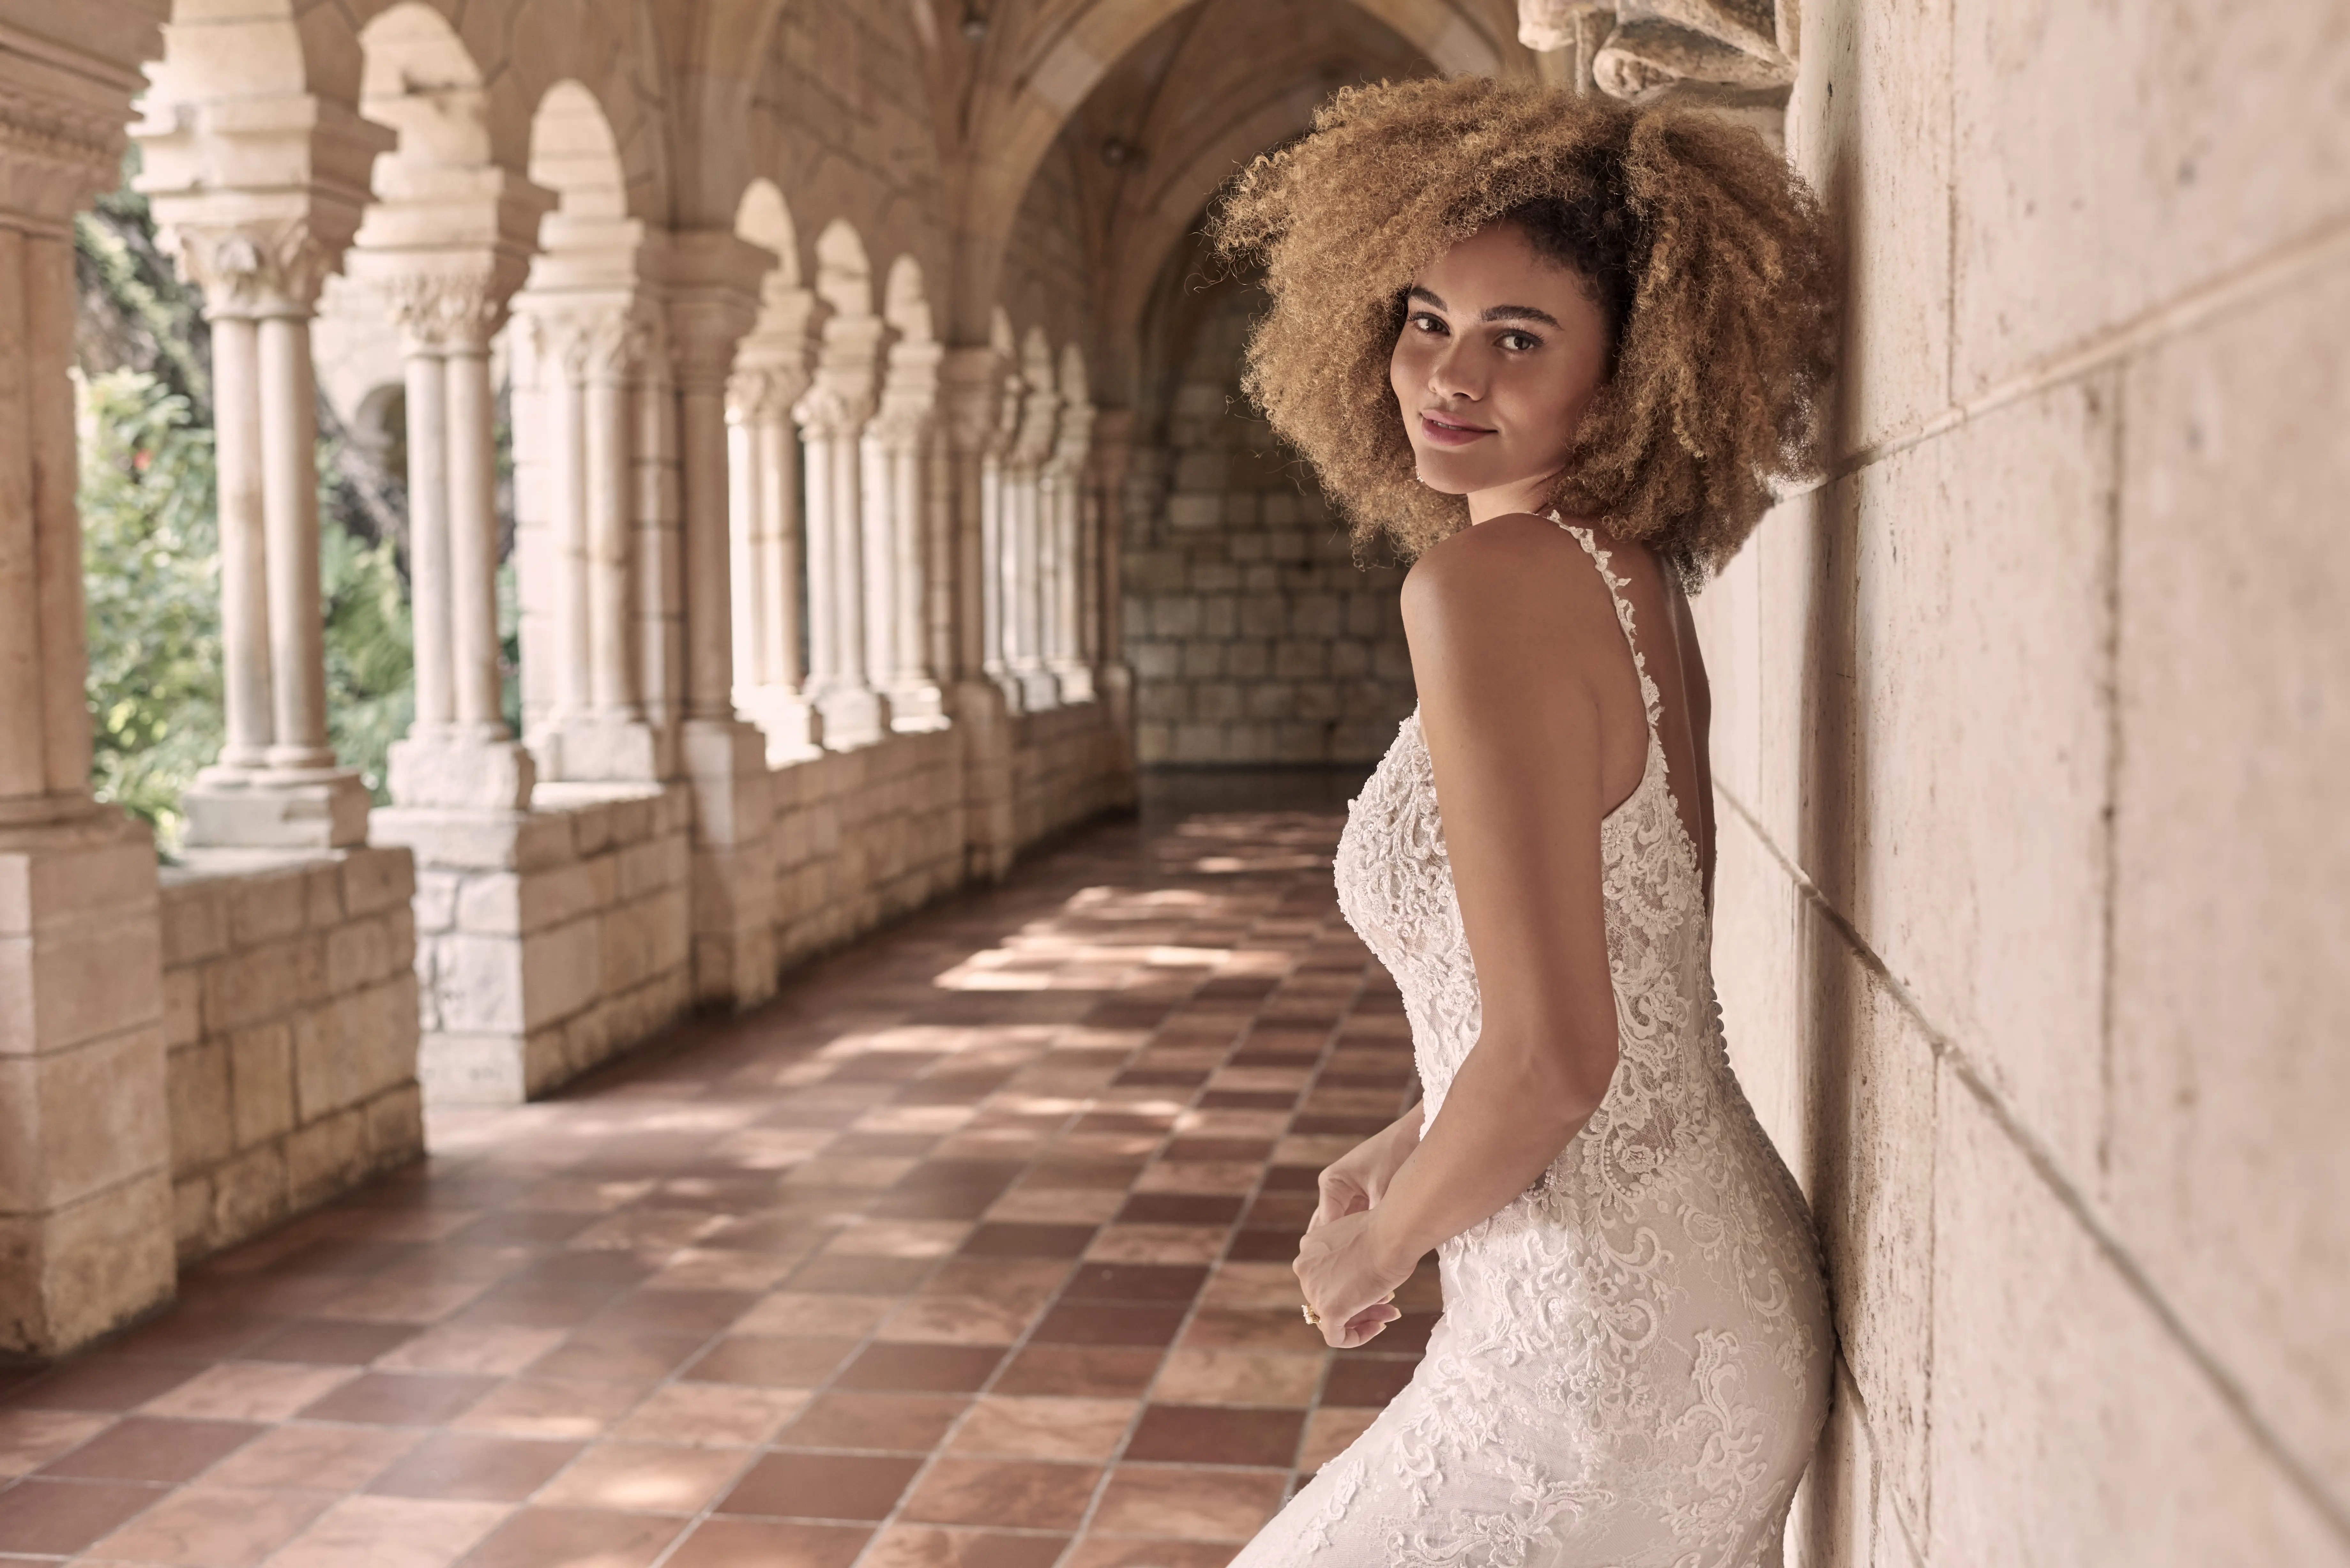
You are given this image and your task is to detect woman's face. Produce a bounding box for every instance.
[1388,222,1612,522]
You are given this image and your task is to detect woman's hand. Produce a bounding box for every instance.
[1294,1208,1414,1349]
[1311,1114,1421,1230]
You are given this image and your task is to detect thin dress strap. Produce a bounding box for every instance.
[1549,515,1666,747]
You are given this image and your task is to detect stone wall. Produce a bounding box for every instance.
[376,787,695,1106]
[770,731,967,967]
[1700,4,2350,1562]
[158,848,424,1263]
[1122,275,1416,766]
[1013,701,1134,848]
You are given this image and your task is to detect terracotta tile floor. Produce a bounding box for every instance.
[1,770,1444,1567]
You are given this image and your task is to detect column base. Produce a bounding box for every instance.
[814,683,890,750]
[1016,666,1061,713]
[530,714,671,783]
[949,678,1016,883]
[387,731,537,811]
[1047,661,1096,704]
[885,679,950,733]
[680,718,777,1011]
[984,667,1027,716]
[181,766,371,850]
[0,807,175,1358]
[736,684,825,763]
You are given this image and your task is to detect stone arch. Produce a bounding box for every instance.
[481,0,672,225]
[530,79,631,228]
[883,255,934,344]
[814,219,876,321]
[949,0,1517,337]
[735,178,801,289]
[358,2,492,172]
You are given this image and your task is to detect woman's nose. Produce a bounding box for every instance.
[1426,342,1482,401]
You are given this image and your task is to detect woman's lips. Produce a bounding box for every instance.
[1418,412,1492,448]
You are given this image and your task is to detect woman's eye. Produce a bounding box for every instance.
[1499,331,1541,352]
[1409,313,1447,334]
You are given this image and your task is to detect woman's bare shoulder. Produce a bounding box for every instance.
[1400,513,1621,658]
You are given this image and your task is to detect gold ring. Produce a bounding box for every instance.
[1300,1304,1322,1326]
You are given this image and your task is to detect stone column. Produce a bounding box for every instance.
[518,302,664,781]
[381,271,535,810]
[939,347,1020,879]
[793,316,889,748]
[1005,349,1063,712]
[172,226,371,847]
[867,335,947,731]
[666,234,778,1009]
[1044,383,1097,704]
[1090,408,1140,788]
[0,9,176,1357]
[727,366,820,757]
[975,361,1026,714]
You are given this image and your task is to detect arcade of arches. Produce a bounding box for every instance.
[2,1,2346,1564]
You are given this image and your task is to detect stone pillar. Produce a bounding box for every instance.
[519,303,665,781]
[868,335,948,731]
[728,366,821,758]
[975,360,1027,714]
[380,271,535,810]
[171,226,371,847]
[666,234,777,1009]
[1005,344,1063,712]
[1090,408,1140,792]
[1044,375,1097,704]
[794,315,889,748]
[0,9,175,1357]
[939,347,1020,880]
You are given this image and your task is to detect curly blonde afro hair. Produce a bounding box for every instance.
[1209,75,1836,582]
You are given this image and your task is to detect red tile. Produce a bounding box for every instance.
[0,1477,163,1553]
[1320,1356,1420,1407]
[297,1371,499,1425]
[242,1317,421,1364]
[1064,1263,1209,1302]
[9,1358,200,1411]
[899,1457,1099,1530]
[365,1430,580,1500]
[957,1223,1096,1258]
[833,1343,1004,1394]
[1030,1302,1188,1348]
[103,1308,288,1360]
[780,1393,967,1452]
[667,1518,871,1568]
[1161,1139,1273,1162]
[1117,1194,1245,1225]
[1259,1166,1323,1190]
[35,1416,258,1482]
[459,1506,683,1567]
[588,1288,758,1333]
[1225,1229,1304,1262]
[1124,1403,1304,1467]
[1019,1162,1144,1191]
[787,1255,935,1293]
[683,1336,859,1388]
[718,1451,921,1520]
[992,1346,1164,1398]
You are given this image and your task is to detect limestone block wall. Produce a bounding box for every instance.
[1013,702,1132,848]
[769,732,967,966]
[157,848,424,1263]
[378,786,694,1106]
[1122,287,1416,767]
[1696,4,2350,1563]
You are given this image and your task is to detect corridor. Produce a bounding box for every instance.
[0,776,1434,1568]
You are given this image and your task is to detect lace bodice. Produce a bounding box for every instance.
[1236,522,1830,1568]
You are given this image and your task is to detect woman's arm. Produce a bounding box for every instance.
[1310,1107,1425,1229]
[1293,517,1631,1341]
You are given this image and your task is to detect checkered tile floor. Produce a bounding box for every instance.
[0,770,1440,1567]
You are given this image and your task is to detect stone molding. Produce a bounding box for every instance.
[382,267,511,353]
[168,220,338,319]
[530,305,650,385]
[793,376,875,441]
[937,348,1012,456]
[1518,0,1797,99]
[726,364,808,424]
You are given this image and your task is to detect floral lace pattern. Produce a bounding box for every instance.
[1231,524,1830,1568]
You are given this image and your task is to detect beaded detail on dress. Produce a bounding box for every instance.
[1230,522,1831,1568]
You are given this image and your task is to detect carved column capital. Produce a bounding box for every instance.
[528,306,649,385]
[726,365,809,425]
[384,270,508,354]
[170,221,337,319]
[1520,0,1797,101]
[0,86,135,228]
[791,377,874,441]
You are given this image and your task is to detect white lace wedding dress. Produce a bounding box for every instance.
[1232,524,1830,1568]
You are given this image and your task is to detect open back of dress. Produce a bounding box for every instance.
[1232,521,1831,1568]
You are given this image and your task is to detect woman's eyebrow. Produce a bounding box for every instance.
[1481,303,1562,327]
[1407,285,1448,310]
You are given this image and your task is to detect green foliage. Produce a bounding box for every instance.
[318,467,414,804]
[78,370,222,846]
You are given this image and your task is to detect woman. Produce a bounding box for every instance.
[1213,77,1838,1566]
